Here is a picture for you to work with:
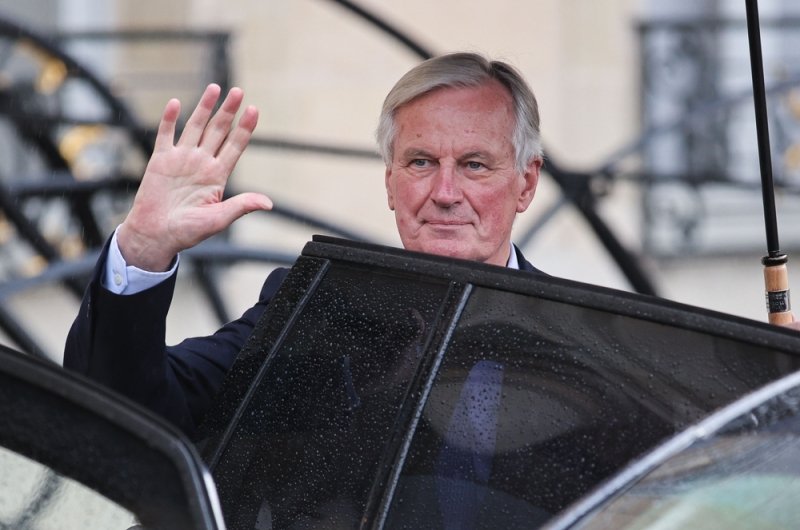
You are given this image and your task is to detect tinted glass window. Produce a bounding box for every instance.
[385,286,796,528]
[0,349,221,530]
[571,434,800,529]
[0,446,136,529]
[211,263,450,529]
[568,380,800,529]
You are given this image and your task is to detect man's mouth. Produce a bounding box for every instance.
[424,220,468,226]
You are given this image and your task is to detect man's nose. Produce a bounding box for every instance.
[429,164,463,206]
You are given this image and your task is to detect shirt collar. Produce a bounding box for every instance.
[506,243,520,270]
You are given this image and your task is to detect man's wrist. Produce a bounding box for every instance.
[116,221,177,272]
[103,228,178,295]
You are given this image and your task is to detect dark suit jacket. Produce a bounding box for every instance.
[63,243,541,435]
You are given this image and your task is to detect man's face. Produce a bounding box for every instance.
[385,81,541,266]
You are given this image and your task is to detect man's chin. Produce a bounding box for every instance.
[409,239,479,263]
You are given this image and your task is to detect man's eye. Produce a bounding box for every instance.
[466,161,485,170]
[411,159,429,168]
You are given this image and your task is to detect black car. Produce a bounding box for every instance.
[3,236,800,529]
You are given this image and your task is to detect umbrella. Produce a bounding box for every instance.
[746,0,792,325]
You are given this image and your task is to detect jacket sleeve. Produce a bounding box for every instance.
[63,240,290,435]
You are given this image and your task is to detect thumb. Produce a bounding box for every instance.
[207,192,273,234]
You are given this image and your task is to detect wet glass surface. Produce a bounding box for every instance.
[568,385,800,529]
[211,263,450,529]
[385,286,796,529]
[203,239,800,529]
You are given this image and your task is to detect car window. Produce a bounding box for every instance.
[0,446,137,529]
[567,435,800,529]
[547,372,800,530]
[0,345,223,530]
[208,261,452,529]
[383,285,798,529]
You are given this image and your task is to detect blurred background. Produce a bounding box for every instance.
[1,0,800,361]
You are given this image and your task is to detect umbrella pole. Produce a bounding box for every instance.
[746,0,792,324]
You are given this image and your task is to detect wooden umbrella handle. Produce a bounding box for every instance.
[763,256,792,325]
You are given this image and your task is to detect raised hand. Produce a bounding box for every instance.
[117,84,272,271]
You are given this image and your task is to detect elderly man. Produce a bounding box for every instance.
[64,52,545,434]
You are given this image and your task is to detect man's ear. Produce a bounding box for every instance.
[516,157,542,213]
[385,166,395,211]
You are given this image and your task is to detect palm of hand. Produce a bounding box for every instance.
[118,84,271,272]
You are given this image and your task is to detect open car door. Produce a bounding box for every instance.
[0,344,225,530]
[196,236,800,529]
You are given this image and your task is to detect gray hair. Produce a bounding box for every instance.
[376,52,542,173]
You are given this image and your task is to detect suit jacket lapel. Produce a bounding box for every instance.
[513,244,545,274]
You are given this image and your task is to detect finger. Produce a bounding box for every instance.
[198,87,246,155]
[153,99,181,152]
[177,83,222,147]
[216,105,259,170]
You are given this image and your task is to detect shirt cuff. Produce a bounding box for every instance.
[102,227,179,295]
